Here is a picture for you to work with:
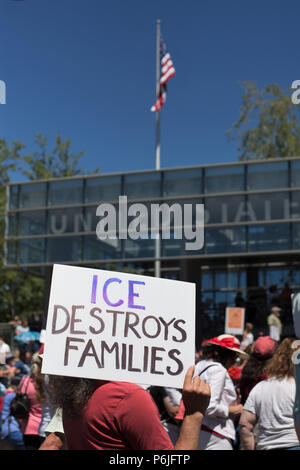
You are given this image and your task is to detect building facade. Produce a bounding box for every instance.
[5,158,300,345]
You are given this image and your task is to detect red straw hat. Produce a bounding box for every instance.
[202,334,248,358]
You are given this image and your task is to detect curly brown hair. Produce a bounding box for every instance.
[48,375,100,418]
[263,337,298,380]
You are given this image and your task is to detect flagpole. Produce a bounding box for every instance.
[154,18,161,278]
[155,19,161,171]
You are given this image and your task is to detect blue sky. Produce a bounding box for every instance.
[0,0,299,180]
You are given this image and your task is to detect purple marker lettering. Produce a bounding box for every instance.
[128,280,145,310]
[91,275,98,304]
[103,278,123,307]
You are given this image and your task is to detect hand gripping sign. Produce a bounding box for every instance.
[42,264,195,388]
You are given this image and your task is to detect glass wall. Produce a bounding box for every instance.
[123,172,161,200]
[290,160,300,188]
[205,226,246,254]
[247,161,288,191]
[46,236,82,263]
[247,192,289,221]
[48,179,83,206]
[47,207,84,234]
[9,185,19,210]
[18,238,45,265]
[123,238,155,259]
[248,223,290,252]
[204,165,244,193]
[19,183,47,209]
[6,158,300,266]
[163,168,202,197]
[19,211,46,236]
[204,195,245,224]
[85,175,121,203]
[83,235,121,261]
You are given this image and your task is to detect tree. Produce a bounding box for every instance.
[0,139,42,321]
[0,268,44,322]
[227,81,300,160]
[0,134,99,322]
[22,133,97,180]
[0,138,25,251]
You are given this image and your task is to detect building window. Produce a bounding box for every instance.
[204,195,245,224]
[48,179,83,206]
[47,207,85,235]
[83,235,121,261]
[123,238,155,259]
[292,222,300,250]
[204,165,244,194]
[19,183,47,209]
[123,172,161,200]
[247,162,288,191]
[19,211,46,236]
[247,192,289,221]
[9,185,19,210]
[85,175,121,203]
[205,226,246,254]
[19,238,45,264]
[163,168,202,197]
[46,236,82,263]
[248,223,290,252]
[291,160,300,189]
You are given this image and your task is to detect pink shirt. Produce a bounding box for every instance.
[19,376,42,435]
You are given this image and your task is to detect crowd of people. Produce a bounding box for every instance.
[1,306,300,451]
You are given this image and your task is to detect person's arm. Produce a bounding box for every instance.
[239,410,257,450]
[229,403,243,420]
[203,366,235,420]
[174,366,210,450]
[0,368,10,378]
[39,432,65,450]
[294,419,300,442]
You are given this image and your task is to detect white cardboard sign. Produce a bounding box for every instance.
[42,264,195,388]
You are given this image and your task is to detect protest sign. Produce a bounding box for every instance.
[41,264,195,388]
[225,307,245,335]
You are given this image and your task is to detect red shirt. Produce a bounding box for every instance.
[63,381,175,450]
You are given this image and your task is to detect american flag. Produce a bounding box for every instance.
[150,35,175,112]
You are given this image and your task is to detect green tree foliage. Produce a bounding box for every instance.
[0,139,42,322]
[0,268,44,322]
[0,139,25,261]
[227,81,300,160]
[0,134,97,322]
[22,134,86,180]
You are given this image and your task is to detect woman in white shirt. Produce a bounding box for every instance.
[176,334,248,450]
[239,337,300,450]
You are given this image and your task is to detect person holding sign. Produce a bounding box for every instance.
[43,265,208,449]
[48,365,210,450]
